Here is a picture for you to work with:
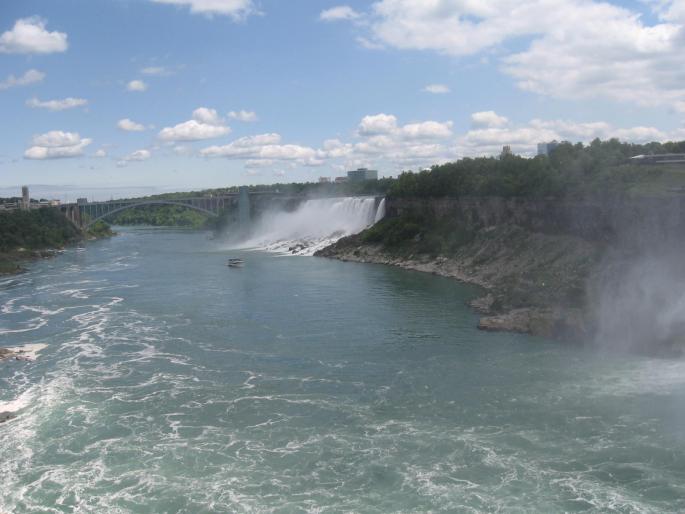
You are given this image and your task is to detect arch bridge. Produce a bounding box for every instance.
[61,191,250,230]
[60,190,385,231]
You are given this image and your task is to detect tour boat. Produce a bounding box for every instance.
[227,258,244,268]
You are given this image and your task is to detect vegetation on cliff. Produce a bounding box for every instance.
[107,204,211,228]
[388,139,685,199]
[0,208,113,274]
[0,208,81,252]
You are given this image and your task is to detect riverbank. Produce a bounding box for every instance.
[0,208,115,276]
[317,224,599,341]
[0,248,65,276]
[316,194,685,353]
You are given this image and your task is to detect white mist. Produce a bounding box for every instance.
[233,197,384,256]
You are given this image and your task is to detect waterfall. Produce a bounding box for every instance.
[233,197,385,256]
[374,198,386,223]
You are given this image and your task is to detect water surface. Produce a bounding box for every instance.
[1,228,685,512]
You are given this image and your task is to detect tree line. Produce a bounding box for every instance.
[388,139,685,199]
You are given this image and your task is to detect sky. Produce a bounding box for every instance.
[1,0,685,200]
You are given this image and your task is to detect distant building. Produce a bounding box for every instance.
[629,154,685,166]
[334,177,348,184]
[318,177,331,183]
[77,197,89,205]
[500,145,512,159]
[21,186,29,210]
[347,168,378,182]
[537,141,560,157]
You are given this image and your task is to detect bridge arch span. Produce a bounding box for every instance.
[81,200,220,229]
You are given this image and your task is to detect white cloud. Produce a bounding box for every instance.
[151,0,255,19]
[358,113,398,135]
[228,110,258,122]
[192,107,222,125]
[458,113,673,157]
[401,121,453,140]
[471,111,509,129]
[158,107,231,141]
[26,97,88,111]
[159,120,229,140]
[93,149,107,158]
[358,0,685,109]
[117,149,152,167]
[125,149,151,161]
[356,36,385,50]
[126,80,148,92]
[358,113,452,140]
[24,131,92,160]
[320,6,362,21]
[0,69,46,91]
[423,84,450,94]
[201,133,318,164]
[141,66,173,76]
[32,131,83,148]
[323,138,354,159]
[0,17,68,54]
[317,113,457,170]
[117,118,146,132]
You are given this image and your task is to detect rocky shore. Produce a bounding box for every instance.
[316,220,601,342]
[0,248,64,276]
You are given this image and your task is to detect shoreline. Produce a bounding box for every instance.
[315,233,594,342]
[0,229,117,277]
[0,248,64,277]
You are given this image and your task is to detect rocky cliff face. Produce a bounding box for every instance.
[317,195,685,352]
[388,195,685,245]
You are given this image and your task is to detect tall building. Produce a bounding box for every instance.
[21,185,30,210]
[500,145,512,159]
[537,141,560,156]
[347,168,378,182]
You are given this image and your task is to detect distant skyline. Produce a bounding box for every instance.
[2,0,685,199]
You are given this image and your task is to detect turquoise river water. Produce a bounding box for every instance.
[1,227,685,513]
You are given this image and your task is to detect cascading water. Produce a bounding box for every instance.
[374,198,386,224]
[233,197,384,256]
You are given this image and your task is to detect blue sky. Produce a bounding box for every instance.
[1,0,684,200]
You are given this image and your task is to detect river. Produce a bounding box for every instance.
[1,227,685,512]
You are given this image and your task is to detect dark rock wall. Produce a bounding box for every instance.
[387,195,685,246]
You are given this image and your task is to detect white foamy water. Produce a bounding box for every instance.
[235,196,383,256]
[2,228,685,513]
[4,343,48,361]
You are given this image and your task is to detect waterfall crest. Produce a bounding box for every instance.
[234,197,384,256]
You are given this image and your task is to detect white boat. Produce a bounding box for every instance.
[227,258,244,268]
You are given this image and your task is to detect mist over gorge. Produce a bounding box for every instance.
[223,196,386,256]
